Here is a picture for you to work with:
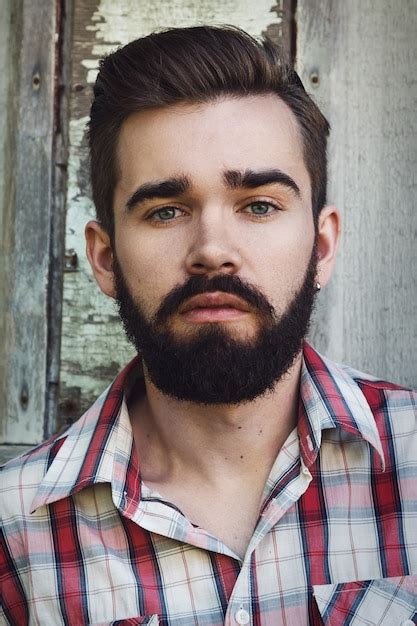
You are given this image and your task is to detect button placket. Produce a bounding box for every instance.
[235,604,250,624]
[300,459,312,479]
[225,560,252,626]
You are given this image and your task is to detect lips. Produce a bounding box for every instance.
[180,291,251,314]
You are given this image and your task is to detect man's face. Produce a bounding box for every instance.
[103,95,322,403]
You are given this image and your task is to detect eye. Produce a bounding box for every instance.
[242,201,279,216]
[148,206,185,222]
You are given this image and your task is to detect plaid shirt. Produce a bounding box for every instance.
[1,343,416,626]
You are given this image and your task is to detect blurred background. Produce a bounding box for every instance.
[0,0,416,461]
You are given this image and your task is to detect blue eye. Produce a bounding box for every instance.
[149,207,183,221]
[244,202,277,216]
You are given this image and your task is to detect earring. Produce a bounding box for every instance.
[316,282,321,292]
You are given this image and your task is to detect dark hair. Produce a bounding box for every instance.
[89,25,330,240]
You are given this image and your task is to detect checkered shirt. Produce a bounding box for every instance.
[1,343,417,625]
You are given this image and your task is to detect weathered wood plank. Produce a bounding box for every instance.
[0,1,19,443]
[298,0,417,387]
[44,0,73,438]
[0,0,57,444]
[59,0,284,427]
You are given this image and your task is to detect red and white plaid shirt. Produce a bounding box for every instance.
[2,343,417,625]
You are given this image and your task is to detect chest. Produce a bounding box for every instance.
[181,495,261,558]
[23,493,416,626]
[144,479,266,559]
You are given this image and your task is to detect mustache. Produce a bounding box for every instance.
[153,274,276,325]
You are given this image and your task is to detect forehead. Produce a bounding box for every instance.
[116,94,310,200]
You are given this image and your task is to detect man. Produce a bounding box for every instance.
[1,26,416,626]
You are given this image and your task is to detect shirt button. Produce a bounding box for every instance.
[302,465,311,476]
[235,607,250,624]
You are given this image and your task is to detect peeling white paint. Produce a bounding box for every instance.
[61,114,135,410]
[83,0,281,83]
[66,116,95,253]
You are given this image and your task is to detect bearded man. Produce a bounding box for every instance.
[2,26,416,626]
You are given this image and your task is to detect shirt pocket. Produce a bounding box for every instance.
[93,616,160,625]
[313,575,417,625]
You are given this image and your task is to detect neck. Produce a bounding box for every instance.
[129,353,303,486]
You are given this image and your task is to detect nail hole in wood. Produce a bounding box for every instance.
[20,384,29,410]
[310,71,320,87]
[32,73,41,90]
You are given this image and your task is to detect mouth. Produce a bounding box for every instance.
[179,291,251,323]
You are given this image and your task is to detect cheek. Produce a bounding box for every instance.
[114,227,184,314]
[252,225,314,308]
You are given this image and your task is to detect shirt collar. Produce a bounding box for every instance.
[30,357,141,513]
[298,342,385,470]
[31,343,385,513]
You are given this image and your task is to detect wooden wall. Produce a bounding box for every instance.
[298,0,417,386]
[0,0,416,457]
[0,0,58,451]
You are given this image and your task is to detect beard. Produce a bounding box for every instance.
[113,248,318,405]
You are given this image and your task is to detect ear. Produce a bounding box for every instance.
[85,220,116,298]
[315,205,341,288]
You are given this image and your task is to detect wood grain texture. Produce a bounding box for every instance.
[298,0,417,388]
[0,0,56,443]
[59,0,284,427]
[44,0,73,438]
[0,0,18,443]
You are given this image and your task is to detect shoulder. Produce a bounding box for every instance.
[1,433,67,520]
[333,360,417,468]
[1,378,117,521]
[303,343,416,432]
[340,362,416,424]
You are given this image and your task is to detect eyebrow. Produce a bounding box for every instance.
[224,168,301,196]
[125,167,301,212]
[125,175,190,211]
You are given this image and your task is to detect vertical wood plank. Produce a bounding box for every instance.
[44,0,73,438]
[0,0,56,444]
[0,0,20,446]
[297,0,417,388]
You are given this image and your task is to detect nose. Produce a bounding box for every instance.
[185,212,243,276]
